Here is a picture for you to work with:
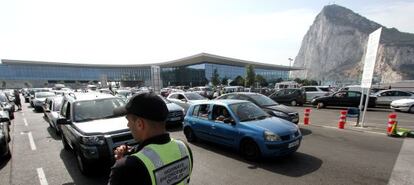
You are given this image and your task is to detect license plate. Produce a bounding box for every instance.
[169,117,181,121]
[288,140,300,148]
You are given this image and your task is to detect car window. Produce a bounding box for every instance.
[396,91,411,96]
[192,104,209,119]
[347,92,361,98]
[169,94,178,99]
[334,92,346,98]
[304,87,318,91]
[177,94,186,100]
[380,91,393,96]
[229,102,268,122]
[185,93,206,100]
[211,105,232,122]
[319,87,330,92]
[73,98,125,122]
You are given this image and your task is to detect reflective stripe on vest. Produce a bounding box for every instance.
[133,139,192,185]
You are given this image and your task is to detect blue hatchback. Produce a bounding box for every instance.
[183,100,302,160]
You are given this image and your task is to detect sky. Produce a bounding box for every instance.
[0,0,413,66]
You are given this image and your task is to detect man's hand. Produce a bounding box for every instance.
[114,145,132,160]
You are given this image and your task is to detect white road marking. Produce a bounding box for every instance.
[23,118,28,126]
[36,168,49,185]
[388,138,414,185]
[22,132,37,150]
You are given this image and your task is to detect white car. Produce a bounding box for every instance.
[374,90,414,106]
[167,92,208,112]
[32,92,56,112]
[390,99,414,113]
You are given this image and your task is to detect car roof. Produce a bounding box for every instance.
[193,99,248,106]
[65,92,115,101]
[223,92,262,96]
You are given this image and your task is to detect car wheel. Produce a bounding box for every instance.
[184,127,197,142]
[61,136,70,150]
[409,106,414,113]
[290,100,297,106]
[75,150,93,175]
[240,139,261,161]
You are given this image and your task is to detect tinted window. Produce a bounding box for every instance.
[304,87,318,91]
[229,102,268,122]
[334,92,347,98]
[73,98,125,122]
[396,91,411,96]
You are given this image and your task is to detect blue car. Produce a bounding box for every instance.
[183,100,302,160]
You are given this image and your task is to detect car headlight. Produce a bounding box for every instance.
[264,130,281,141]
[272,111,288,118]
[80,135,105,145]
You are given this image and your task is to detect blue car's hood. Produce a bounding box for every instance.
[246,117,298,135]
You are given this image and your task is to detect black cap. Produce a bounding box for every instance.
[114,92,168,122]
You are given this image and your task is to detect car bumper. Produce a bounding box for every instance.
[261,137,302,157]
[390,105,410,112]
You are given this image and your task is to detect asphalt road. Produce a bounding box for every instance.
[0,101,410,185]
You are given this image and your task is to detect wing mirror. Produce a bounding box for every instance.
[223,118,236,125]
[56,118,70,125]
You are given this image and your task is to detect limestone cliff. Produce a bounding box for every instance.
[291,4,414,84]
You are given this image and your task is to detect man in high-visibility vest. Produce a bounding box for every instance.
[109,92,193,185]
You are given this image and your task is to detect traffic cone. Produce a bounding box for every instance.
[387,113,397,136]
[338,110,347,129]
[304,108,311,125]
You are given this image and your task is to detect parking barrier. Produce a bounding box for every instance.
[387,113,397,136]
[304,108,311,125]
[338,110,347,129]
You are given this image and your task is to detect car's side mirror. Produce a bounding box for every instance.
[223,118,236,125]
[0,117,10,122]
[56,118,70,125]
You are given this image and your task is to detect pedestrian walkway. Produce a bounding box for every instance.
[388,138,414,185]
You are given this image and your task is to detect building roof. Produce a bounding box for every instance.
[1,53,302,71]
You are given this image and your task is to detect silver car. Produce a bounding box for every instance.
[374,90,414,106]
[32,92,56,112]
[44,96,64,134]
[167,92,208,112]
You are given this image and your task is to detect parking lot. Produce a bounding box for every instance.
[1,97,412,185]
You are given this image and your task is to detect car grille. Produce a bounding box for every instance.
[105,132,137,161]
[168,111,183,118]
[288,112,299,119]
[280,130,300,141]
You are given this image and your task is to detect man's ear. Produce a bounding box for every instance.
[136,118,145,130]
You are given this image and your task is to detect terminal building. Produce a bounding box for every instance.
[0,53,301,88]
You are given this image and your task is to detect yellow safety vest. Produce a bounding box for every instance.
[132,139,192,185]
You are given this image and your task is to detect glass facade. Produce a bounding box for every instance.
[0,59,290,87]
[0,63,151,82]
[161,62,289,87]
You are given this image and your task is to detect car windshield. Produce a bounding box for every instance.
[185,93,207,100]
[249,94,278,106]
[73,98,125,122]
[229,102,269,122]
[35,92,55,98]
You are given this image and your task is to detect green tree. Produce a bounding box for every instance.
[255,75,268,87]
[245,64,256,87]
[221,76,229,85]
[230,76,245,86]
[211,68,220,86]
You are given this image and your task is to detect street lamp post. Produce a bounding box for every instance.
[288,58,293,80]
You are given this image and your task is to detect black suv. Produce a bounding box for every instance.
[57,92,136,175]
[216,92,300,124]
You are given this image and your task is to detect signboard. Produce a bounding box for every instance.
[151,65,162,94]
[361,27,382,88]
